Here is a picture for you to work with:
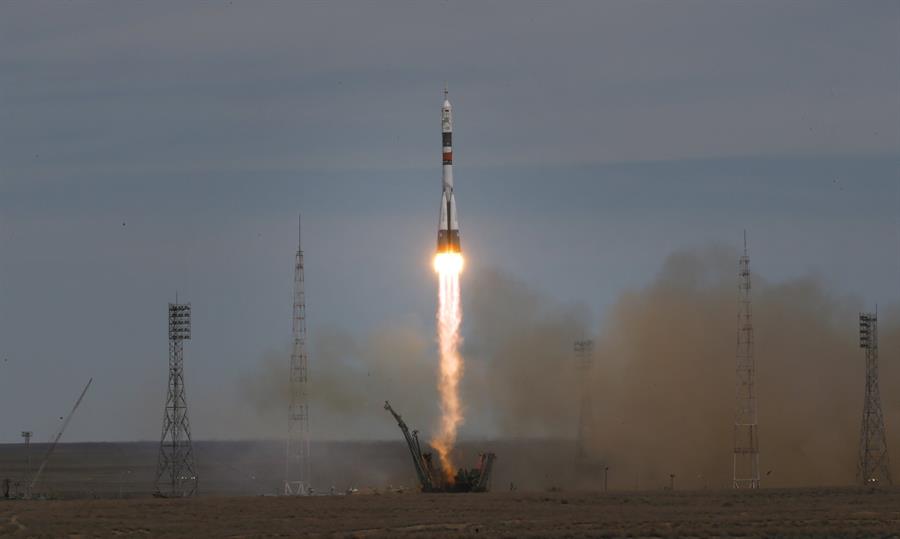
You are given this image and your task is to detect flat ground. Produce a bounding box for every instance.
[0,488,898,538]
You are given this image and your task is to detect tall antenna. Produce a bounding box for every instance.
[155,301,198,497]
[573,339,594,463]
[858,311,891,485]
[285,214,311,495]
[733,232,760,488]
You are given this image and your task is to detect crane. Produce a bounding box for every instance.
[28,378,93,497]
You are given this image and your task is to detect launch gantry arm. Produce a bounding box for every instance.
[474,453,497,492]
[384,401,433,491]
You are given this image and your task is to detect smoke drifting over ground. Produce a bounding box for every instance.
[582,245,900,489]
[243,324,436,440]
[462,269,588,437]
[244,245,900,489]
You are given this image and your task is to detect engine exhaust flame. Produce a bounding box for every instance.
[432,252,464,480]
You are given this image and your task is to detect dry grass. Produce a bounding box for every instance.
[0,487,899,538]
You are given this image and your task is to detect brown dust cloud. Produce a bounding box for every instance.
[244,244,900,490]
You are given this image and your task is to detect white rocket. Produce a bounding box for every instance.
[437,89,461,254]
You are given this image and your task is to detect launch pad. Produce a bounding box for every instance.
[384,401,496,493]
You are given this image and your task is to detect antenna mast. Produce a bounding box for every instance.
[285,214,311,495]
[733,232,760,488]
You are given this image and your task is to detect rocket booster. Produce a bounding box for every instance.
[437,90,461,254]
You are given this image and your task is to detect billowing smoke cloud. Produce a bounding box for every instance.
[461,268,589,437]
[564,245,897,489]
[242,245,900,490]
[242,324,437,440]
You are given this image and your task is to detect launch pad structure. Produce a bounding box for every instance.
[384,401,496,493]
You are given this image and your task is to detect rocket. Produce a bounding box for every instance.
[437,89,461,254]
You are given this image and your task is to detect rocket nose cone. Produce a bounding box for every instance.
[443,99,451,109]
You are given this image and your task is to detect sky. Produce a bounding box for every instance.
[0,1,898,443]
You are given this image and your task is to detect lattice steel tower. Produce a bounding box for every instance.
[733,233,760,489]
[155,301,198,497]
[858,311,891,485]
[285,215,311,495]
[573,339,594,462]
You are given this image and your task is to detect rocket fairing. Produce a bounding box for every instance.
[437,89,461,254]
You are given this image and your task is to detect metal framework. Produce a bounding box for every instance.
[155,302,198,497]
[733,233,760,489]
[285,215,311,495]
[384,400,496,493]
[29,379,92,497]
[573,339,594,462]
[858,311,891,485]
[21,431,32,475]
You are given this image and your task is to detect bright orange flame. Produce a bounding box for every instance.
[432,252,464,481]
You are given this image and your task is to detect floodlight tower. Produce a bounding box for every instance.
[733,232,760,489]
[573,339,594,462]
[285,215,311,495]
[20,431,32,474]
[858,311,891,485]
[155,301,198,497]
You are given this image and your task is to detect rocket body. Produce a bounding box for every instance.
[437,91,461,254]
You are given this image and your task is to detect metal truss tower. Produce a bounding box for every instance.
[21,431,32,475]
[733,233,760,489]
[858,311,891,485]
[155,301,198,497]
[573,339,594,462]
[285,215,311,495]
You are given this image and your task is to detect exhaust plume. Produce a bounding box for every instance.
[432,253,465,479]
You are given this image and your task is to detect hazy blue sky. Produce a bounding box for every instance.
[0,2,898,442]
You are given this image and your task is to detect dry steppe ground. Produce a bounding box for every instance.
[0,488,898,538]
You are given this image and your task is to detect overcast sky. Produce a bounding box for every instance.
[0,2,898,442]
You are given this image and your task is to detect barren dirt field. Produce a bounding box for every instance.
[0,488,899,538]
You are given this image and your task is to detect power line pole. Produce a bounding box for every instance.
[858,311,891,485]
[285,215,311,495]
[733,232,760,489]
[155,301,198,497]
[573,339,594,463]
